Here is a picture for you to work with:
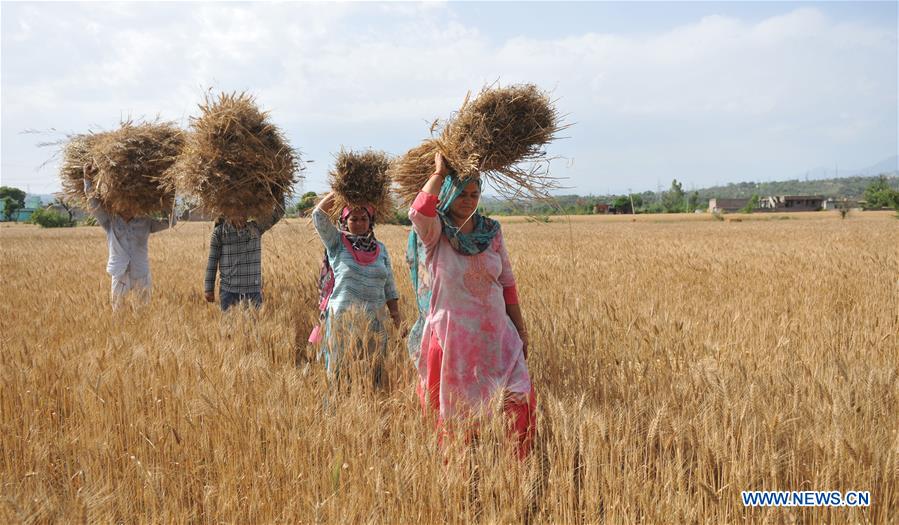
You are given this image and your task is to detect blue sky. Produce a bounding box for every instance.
[2,1,896,196]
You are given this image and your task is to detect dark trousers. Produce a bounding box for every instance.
[220,290,262,311]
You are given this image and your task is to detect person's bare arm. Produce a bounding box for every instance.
[387,299,402,329]
[83,165,110,228]
[312,193,341,254]
[315,192,336,214]
[257,205,285,234]
[409,153,449,249]
[421,152,450,196]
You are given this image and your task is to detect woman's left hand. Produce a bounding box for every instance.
[393,315,408,338]
[316,191,336,213]
[505,303,528,360]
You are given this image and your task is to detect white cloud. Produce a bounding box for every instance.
[1,3,895,194]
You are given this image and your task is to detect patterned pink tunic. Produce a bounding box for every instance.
[409,192,532,421]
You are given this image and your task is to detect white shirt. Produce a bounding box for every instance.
[85,180,174,278]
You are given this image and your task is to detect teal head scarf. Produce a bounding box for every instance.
[435,176,500,256]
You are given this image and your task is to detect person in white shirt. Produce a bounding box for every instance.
[83,164,176,310]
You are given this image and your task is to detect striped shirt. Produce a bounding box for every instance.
[312,208,399,316]
[205,209,283,294]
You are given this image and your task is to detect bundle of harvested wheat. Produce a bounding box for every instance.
[59,132,103,204]
[175,91,300,219]
[327,149,393,221]
[59,121,183,216]
[391,83,564,206]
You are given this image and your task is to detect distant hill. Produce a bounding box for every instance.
[15,157,898,214]
[799,155,898,180]
[693,173,898,200]
[851,155,898,177]
[480,173,899,215]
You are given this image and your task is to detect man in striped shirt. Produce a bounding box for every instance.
[204,207,284,311]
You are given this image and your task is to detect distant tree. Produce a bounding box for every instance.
[0,197,14,221]
[0,186,26,221]
[385,207,411,226]
[175,196,200,220]
[291,191,319,216]
[687,191,701,212]
[643,201,665,214]
[740,194,760,214]
[864,175,891,194]
[631,194,644,210]
[28,207,74,228]
[612,195,631,213]
[53,194,77,222]
[661,179,686,213]
[863,175,899,210]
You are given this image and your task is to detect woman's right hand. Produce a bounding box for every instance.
[433,152,449,178]
[422,153,449,195]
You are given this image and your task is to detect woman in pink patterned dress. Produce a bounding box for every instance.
[408,152,535,458]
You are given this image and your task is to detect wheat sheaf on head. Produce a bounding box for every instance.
[390,83,567,207]
[172,91,302,220]
[327,148,393,222]
[59,120,184,217]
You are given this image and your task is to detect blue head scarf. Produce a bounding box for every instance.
[436,178,500,256]
[405,175,500,359]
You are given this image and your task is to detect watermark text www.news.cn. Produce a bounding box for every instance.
[741,490,870,507]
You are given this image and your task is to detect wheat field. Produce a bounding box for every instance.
[1,211,897,523]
